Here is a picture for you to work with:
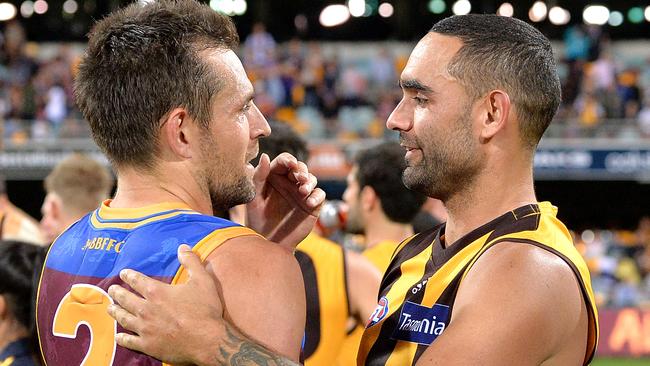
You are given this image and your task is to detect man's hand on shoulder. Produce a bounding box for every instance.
[416,242,588,366]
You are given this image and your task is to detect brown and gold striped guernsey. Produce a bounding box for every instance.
[357,202,598,366]
[296,233,351,366]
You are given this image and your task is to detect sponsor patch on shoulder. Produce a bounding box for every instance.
[367,296,389,328]
[391,301,450,345]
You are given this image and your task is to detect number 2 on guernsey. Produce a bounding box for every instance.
[52,284,117,366]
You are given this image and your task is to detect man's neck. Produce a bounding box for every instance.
[109,167,213,216]
[442,165,536,247]
[364,214,414,249]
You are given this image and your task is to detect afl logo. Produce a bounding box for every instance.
[367,296,389,327]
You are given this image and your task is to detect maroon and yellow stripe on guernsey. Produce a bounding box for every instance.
[37,201,260,366]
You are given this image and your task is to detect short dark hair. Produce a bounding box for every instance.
[0,240,46,331]
[255,120,309,163]
[355,142,426,223]
[430,14,561,149]
[75,0,240,170]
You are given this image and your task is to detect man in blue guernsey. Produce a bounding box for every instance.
[35,1,324,365]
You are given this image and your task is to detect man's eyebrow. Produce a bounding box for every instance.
[399,79,433,93]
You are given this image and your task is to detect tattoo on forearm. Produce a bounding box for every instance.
[215,324,300,366]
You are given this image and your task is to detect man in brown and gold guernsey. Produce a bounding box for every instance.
[108,14,598,366]
[336,142,426,365]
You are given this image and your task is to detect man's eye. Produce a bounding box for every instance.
[412,96,427,105]
[242,103,252,112]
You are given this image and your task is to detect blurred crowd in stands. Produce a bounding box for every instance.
[578,216,650,308]
[1,21,650,142]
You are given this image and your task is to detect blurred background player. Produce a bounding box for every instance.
[0,178,43,245]
[336,141,426,365]
[0,240,46,366]
[251,120,382,366]
[40,153,113,244]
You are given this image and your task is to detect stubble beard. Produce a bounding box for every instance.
[200,137,256,216]
[402,112,481,202]
[209,174,255,216]
[345,203,365,235]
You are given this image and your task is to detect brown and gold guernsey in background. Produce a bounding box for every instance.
[357,202,599,366]
[335,239,403,366]
[295,233,350,366]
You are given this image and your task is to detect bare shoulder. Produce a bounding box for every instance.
[448,241,587,363]
[202,235,305,360]
[345,250,383,321]
[346,250,382,278]
[459,241,581,302]
[206,235,300,277]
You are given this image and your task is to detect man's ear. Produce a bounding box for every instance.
[160,108,193,159]
[478,90,511,142]
[48,195,62,221]
[360,186,377,212]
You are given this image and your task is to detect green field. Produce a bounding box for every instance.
[592,359,650,365]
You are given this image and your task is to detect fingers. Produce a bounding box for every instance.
[177,244,209,281]
[119,269,161,300]
[108,283,147,316]
[269,153,299,176]
[306,188,326,211]
[297,172,318,196]
[107,303,141,334]
[253,153,271,187]
[115,332,146,354]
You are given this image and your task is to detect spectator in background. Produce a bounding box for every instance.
[638,95,650,137]
[299,43,324,108]
[370,48,396,89]
[618,70,643,119]
[564,25,591,62]
[0,240,46,366]
[44,81,67,136]
[0,177,43,245]
[40,153,113,244]
[243,22,276,70]
[575,92,605,129]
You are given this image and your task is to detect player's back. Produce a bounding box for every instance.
[295,232,349,366]
[37,201,257,366]
[335,240,401,365]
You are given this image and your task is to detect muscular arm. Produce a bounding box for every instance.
[416,242,589,366]
[210,321,300,366]
[206,235,306,361]
[108,242,305,366]
[345,250,383,324]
